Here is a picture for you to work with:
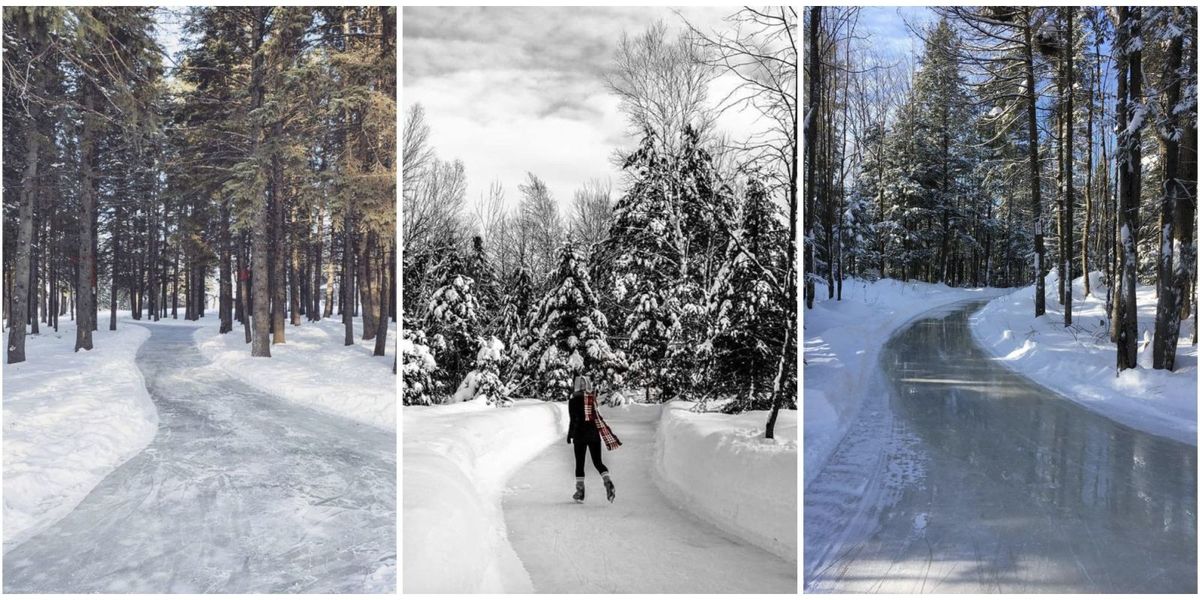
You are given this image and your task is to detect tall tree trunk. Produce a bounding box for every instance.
[1063,7,1074,326]
[289,207,302,326]
[324,230,336,318]
[1083,26,1096,298]
[373,245,389,356]
[1023,9,1047,318]
[249,7,272,357]
[343,207,355,346]
[8,96,41,364]
[358,232,378,341]
[313,203,325,321]
[219,197,233,333]
[76,80,97,352]
[1152,10,1186,370]
[1116,7,1141,372]
[111,192,120,331]
[270,148,287,344]
[804,7,820,309]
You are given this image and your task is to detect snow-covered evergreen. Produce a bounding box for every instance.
[520,244,626,398]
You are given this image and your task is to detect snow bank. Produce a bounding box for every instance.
[403,399,568,593]
[195,318,396,431]
[653,401,797,562]
[971,271,1197,444]
[3,318,157,551]
[804,278,1000,486]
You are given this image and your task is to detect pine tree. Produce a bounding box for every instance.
[524,244,626,399]
[401,327,438,406]
[604,132,684,400]
[425,251,480,388]
[707,177,790,411]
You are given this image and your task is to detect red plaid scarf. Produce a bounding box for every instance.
[584,393,621,451]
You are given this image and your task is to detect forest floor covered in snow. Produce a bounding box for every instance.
[803,278,1006,486]
[2,315,157,551]
[196,317,396,431]
[971,271,1197,444]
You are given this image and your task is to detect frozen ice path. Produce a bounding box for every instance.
[805,300,1196,593]
[502,407,796,593]
[3,323,396,593]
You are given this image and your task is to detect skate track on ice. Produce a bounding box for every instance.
[804,300,1196,593]
[502,405,797,593]
[3,323,396,593]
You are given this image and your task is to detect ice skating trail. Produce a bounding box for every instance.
[3,323,396,593]
[804,300,1197,593]
[502,407,797,593]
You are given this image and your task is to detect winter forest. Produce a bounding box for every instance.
[3,7,397,363]
[2,7,396,593]
[806,6,1197,371]
[402,8,798,435]
[804,6,1197,593]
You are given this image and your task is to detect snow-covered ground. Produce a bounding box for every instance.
[804,278,1003,486]
[196,317,396,431]
[2,317,157,551]
[971,271,1197,444]
[402,399,568,593]
[653,401,797,562]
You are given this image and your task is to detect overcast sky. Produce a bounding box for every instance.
[402,6,761,213]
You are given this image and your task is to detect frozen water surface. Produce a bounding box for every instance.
[503,408,797,593]
[806,301,1196,593]
[3,324,396,593]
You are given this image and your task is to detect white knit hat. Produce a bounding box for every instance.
[573,375,592,393]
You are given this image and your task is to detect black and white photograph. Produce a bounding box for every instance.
[401,5,798,594]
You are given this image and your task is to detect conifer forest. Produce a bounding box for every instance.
[401,7,798,434]
[3,6,396,363]
[2,7,396,593]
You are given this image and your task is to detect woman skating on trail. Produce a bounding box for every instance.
[567,375,621,503]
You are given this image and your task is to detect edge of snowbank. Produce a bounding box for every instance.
[194,320,396,431]
[969,272,1197,445]
[402,399,568,593]
[652,401,797,562]
[3,322,158,552]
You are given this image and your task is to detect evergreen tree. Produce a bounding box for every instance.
[523,245,626,399]
[707,177,790,411]
[425,251,480,388]
[401,328,438,406]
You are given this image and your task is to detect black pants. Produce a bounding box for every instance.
[573,432,608,478]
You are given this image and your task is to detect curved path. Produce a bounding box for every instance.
[502,406,796,593]
[3,323,395,593]
[805,300,1196,593]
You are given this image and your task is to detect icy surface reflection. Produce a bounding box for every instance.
[807,301,1196,593]
[3,324,396,593]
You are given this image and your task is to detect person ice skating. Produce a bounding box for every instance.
[567,374,620,503]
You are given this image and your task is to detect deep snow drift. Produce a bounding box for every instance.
[2,316,157,551]
[402,400,567,593]
[804,278,1003,484]
[196,317,396,430]
[971,271,1197,444]
[654,401,797,562]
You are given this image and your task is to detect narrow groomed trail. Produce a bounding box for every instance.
[501,405,796,593]
[805,300,1196,593]
[3,323,395,593]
